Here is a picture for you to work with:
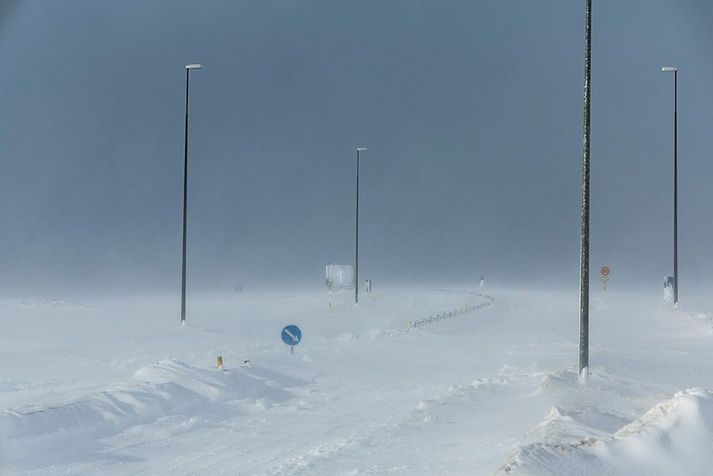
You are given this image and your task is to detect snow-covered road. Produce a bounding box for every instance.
[2,286,713,475]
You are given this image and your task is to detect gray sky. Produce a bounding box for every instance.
[0,1,712,295]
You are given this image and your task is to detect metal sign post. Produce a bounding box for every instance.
[600,266,610,292]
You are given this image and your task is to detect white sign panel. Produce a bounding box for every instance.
[326,264,355,291]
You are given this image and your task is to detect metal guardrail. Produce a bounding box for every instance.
[408,291,494,329]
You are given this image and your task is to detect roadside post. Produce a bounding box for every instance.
[664,276,675,302]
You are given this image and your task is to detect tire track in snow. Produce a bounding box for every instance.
[127,290,497,475]
[132,383,418,476]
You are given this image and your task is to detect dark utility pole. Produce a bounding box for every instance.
[673,69,679,307]
[661,67,679,306]
[354,147,366,304]
[181,64,203,324]
[578,0,592,378]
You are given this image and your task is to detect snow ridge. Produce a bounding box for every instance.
[500,387,713,475]
[0,360,301,472]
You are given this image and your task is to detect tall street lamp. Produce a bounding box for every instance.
[578,0,592,381]
[181,63,203,324]
[662,66,679,306]
[354,147,367,304]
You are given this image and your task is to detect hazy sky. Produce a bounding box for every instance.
[0,1,712,295]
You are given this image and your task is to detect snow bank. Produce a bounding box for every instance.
[0,360,299,471]
[596,387,713,475]
[500,388,713,475]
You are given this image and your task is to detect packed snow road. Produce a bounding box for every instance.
[2,286,713,475]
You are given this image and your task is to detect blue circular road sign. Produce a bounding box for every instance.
[281,325,302,346]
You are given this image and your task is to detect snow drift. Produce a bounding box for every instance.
[501,388,713,475]
[0,360,300,472]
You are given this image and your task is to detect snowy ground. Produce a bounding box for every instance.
[2,285,713,475]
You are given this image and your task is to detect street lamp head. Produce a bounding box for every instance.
[661,66,678,73]
[356,147,367,151]
[185,63,204,70]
